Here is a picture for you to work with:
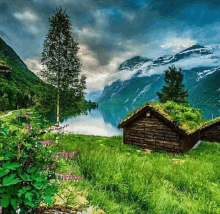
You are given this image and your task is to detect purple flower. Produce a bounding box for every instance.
[69,168,74,173]
[68,150,77,159]
[73,175,83,181]
[25,124,30,130]
[41,140,52,147]
[60,174,72,181]
[58,150,68,156]
[50,163,57,168]
[52,155,59,160]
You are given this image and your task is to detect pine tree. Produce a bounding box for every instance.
[156,65,188,105]
[40,7,86,125]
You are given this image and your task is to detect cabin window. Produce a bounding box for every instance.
[146,111,151,117]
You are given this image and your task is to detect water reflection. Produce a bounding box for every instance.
[53,103,219,137]
[60,108,122,137]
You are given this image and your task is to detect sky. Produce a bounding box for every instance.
[1,0,220,93]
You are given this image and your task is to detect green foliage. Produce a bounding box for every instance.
[120,101,206,134]
[56,134,220,214]
[0,45,44,111]
[40,7,86,123]
[157,65,189,105]
[0,122,57,213]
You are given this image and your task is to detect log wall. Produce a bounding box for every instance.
[180,130,200,153]
[124,111,182,153]
[200,123,220,142]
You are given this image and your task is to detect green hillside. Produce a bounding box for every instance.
[0,37,44,110]
[0,37,97,115]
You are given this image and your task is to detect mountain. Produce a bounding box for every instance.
[85,90,103,102]
[97,44,220,119]
[117,56,152,71]
[0,37,44,110]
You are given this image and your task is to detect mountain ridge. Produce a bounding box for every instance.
[97,43,220,119]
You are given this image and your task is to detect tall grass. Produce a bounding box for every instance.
[58,134,220,214]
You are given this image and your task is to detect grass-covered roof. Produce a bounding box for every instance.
[118,101,207,134]
[198,117,220,131]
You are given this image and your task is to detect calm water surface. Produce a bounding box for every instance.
[52,103,219,137]
[60,107,123,137]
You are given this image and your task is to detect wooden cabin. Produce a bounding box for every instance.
[200,118,220,142]
[0,65,11,77]
[118,105,200,153]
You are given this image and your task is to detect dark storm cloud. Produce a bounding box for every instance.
[2,0,220,91]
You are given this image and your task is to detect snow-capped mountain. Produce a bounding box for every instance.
[117,56,152,71]
[97,44,220,115]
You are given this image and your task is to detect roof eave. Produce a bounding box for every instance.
[118,105,188,136]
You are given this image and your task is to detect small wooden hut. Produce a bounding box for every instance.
[200,118,220,142]
[118,105,200,153]
[0,65,11,77]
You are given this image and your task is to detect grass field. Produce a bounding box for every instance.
[1,110,220,213]
[53,134,220,214]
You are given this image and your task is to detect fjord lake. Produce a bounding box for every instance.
[48,103,220,137]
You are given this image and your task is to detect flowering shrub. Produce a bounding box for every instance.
[0,124,58,214]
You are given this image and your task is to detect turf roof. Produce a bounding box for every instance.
[198,117,220,131]
[118,101,207,135]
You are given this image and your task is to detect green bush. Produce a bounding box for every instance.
[0,123,58,213]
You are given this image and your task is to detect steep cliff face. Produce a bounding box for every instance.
[97,44,220,111]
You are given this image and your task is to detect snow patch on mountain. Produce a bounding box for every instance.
[197,67,220,80]
[178,47,212,56]
[135,88,140,93]
[139,54,220,77]
[132,84,151,104]
[124,98,130,103]
[111,92,115,98]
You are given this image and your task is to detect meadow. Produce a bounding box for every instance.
[0,110,220,213]
[55,134,220,214]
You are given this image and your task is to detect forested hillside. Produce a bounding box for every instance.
[0,37,97,114]
[0,37,44,110]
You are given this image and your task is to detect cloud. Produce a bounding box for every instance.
[14,10,38,21]
[13,10,39,34]
[24,58,43,75]
[140,50,220,77]
[75,27,101,39]
[161,37,197,52]
[85,73,110,92]
[102,44,220,86]
[92,9,108,27]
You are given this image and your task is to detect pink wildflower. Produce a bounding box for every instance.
[0,206,2,211]
[69,150,77,159]
[73,175,83,181]
[69,168,74,173]
[58,150,68,156]
[52,155,59,160]
[25,124,30,130]
[55,173,59,178]
[41,140,52,147]
[25,115,29,120]
[64,153,68,160]
[50,163,57,168]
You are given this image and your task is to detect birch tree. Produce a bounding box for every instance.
[40,7,86,125]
